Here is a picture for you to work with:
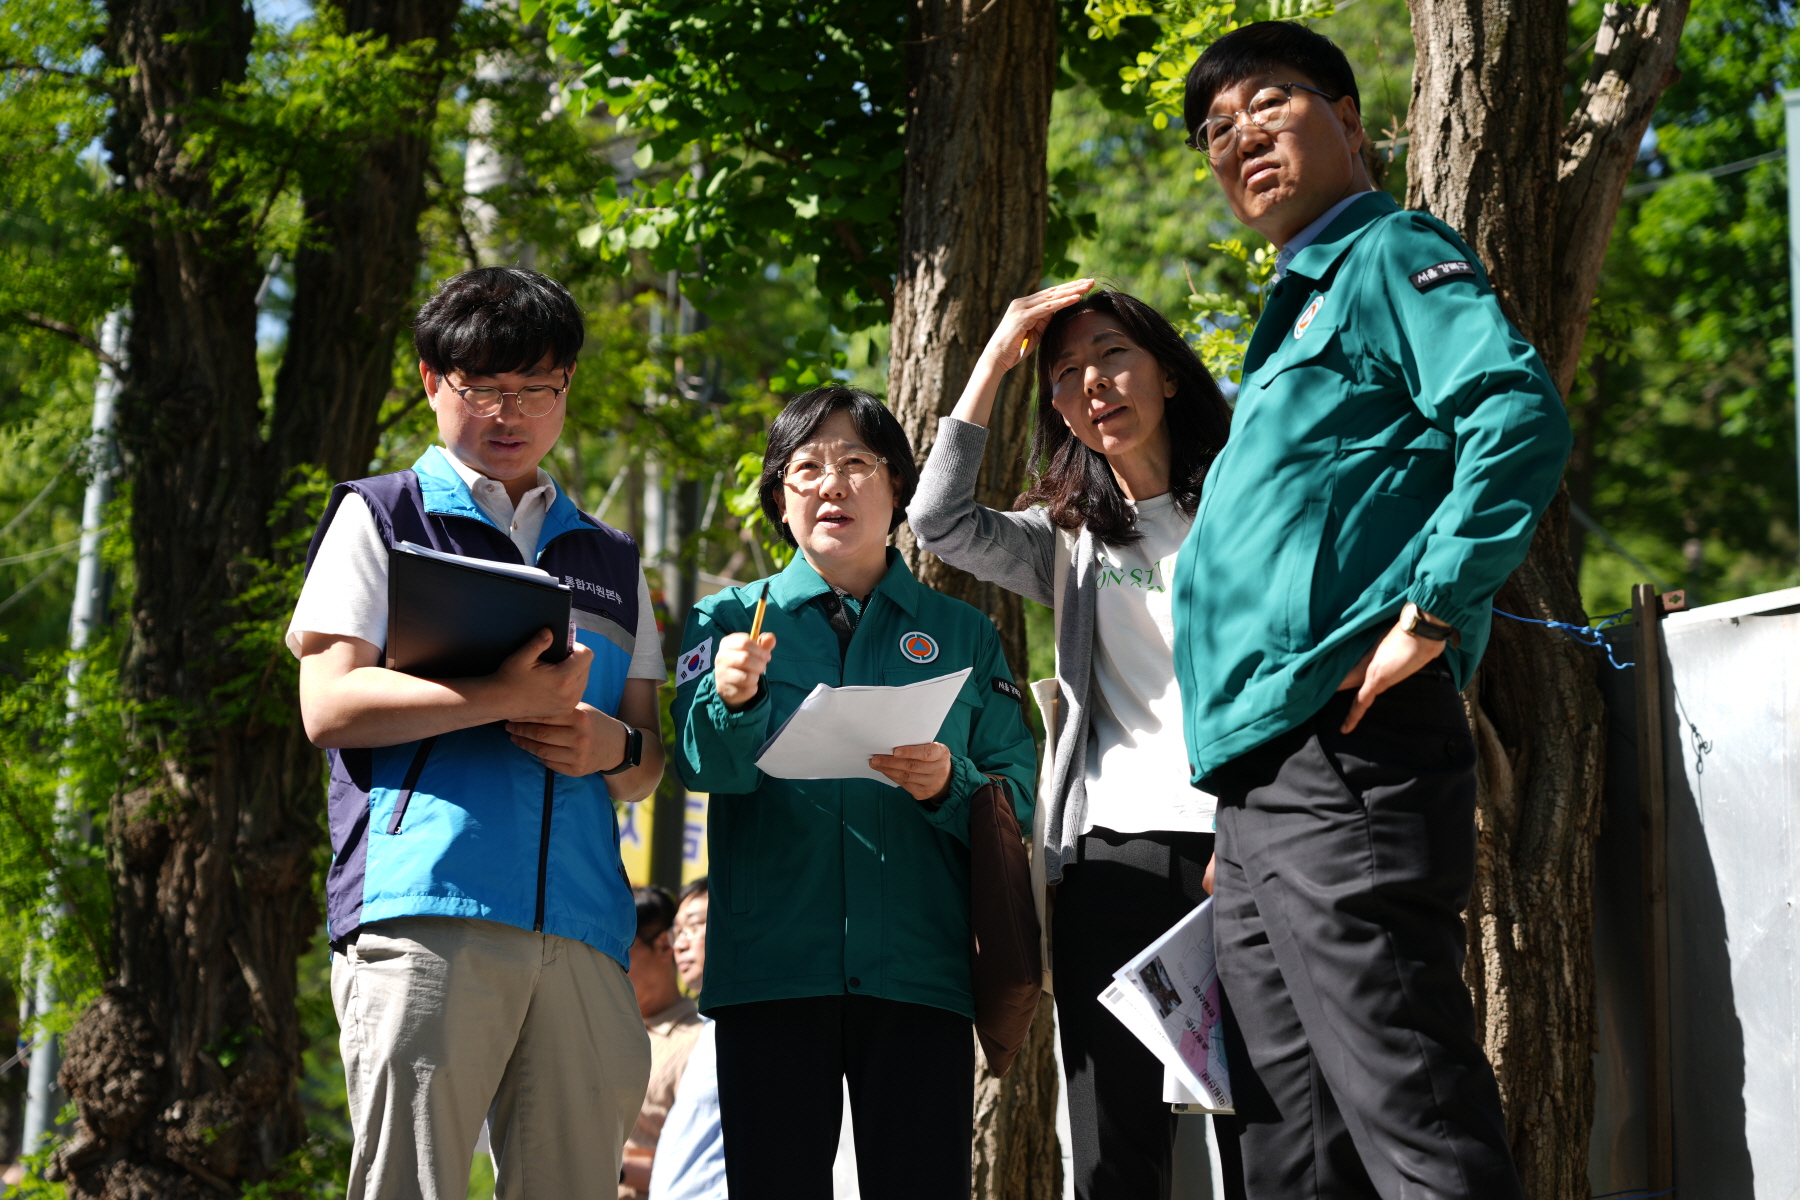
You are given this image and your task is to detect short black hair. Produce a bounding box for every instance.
[757,386,919,547]
[1183,21,1360,146]
[414,267,585,379]
[634,885,677,944]
[1017,290,1231,546]
[678,877,709,906]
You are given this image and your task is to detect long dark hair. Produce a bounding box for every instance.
[1015,290,1231,545]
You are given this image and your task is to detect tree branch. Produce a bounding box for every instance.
[904,0,1003,44]
[376,388,427,434]
[249,109,324,241]
[0,61,89,80]
[1549,0,1691,393]
[5,312,122,369]
[424,157,484,270]
[831,219,896,309]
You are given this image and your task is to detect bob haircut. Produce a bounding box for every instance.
[757,386,920,548]
[414,267,585,379]
[1016,291,1231,546]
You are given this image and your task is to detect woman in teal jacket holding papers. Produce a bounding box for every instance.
[671,385,1036,1200]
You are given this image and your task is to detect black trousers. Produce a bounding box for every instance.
[1054,826,1241,1200]
[1209,668,1522,1200]
[711,993,974,1200]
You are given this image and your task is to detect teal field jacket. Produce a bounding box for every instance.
[1173,191,1572,783]
[672,551,1037,1020]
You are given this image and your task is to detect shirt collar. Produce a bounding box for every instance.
[412,445,585,555]
[765,547,921,617]
[436,444,556,511]
[1282,190,1397,282]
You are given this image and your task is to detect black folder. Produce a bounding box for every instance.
[386,542,574,679]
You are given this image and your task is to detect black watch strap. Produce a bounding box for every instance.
[600,725,643,776]
[1403,604,1461,647]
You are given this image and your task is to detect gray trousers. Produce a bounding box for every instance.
[333,916,651,1200]
[1209,669,1522,1200]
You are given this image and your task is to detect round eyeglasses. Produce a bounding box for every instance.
[783,452,888,490]
[442,374,569,419]
[1188,82,1339,161]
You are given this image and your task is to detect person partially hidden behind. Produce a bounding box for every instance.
[624,886,706,1199]
[289,267,667,1199]
[1170,22,1572,1200]
[649,880,728,1200]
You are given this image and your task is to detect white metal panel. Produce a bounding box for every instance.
[1662,593,1800,1199]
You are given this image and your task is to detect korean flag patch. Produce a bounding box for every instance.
[675,637,714,686]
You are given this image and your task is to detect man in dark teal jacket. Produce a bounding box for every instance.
[1170,23,1570,1200]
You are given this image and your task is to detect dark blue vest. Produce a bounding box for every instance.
[305,447,646,964]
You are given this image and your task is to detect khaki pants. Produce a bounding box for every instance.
[334,916,651,1200]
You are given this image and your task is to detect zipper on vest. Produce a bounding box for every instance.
[385,736,438,835]
[533,766,554,932]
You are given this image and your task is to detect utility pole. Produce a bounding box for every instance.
[20,310,124,1156]
[1786,89,1800,547]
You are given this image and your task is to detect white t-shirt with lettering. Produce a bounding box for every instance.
[1080,492,1217,835]
[286,447,665,684]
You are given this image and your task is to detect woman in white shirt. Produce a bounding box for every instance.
[907,284,1235,1200]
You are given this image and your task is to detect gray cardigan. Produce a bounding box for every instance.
[907,417,1102,886]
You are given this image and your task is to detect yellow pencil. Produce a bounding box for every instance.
[1020,336,1030,354]
[749,593,768,640]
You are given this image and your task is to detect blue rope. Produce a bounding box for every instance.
[1492,606,1634,669]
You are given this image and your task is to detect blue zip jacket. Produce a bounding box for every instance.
[307,446,644,966]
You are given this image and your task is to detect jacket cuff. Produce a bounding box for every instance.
[936,415,990,451]
[927,418,990,485]
[913,753,987,840]
[700,674,771,735]
[1402,580,1484,643]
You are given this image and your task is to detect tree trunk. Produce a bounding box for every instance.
[49,2,457,1194]
[272,0,464,484]
[1405,3,1688,1196]
[887,1,1060,1195]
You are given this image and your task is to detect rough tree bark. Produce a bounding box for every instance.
[1405,2,1688,1196]
[887,2,1061,1196]
[49,2,459,1194]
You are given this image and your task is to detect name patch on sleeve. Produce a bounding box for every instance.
[991,678,1023,704]
[1410,260,1476,292]
[675,637,713,686]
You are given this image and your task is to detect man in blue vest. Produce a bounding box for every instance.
[1171,23,1571,1200]
[289,268,666,1199]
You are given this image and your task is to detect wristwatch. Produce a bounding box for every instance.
[600,725,644,776]
[1401,602,1461,648]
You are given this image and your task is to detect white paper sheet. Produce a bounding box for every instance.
[1100,897,1234,1113]
[753,668,972,783]
[395,539,556,583]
